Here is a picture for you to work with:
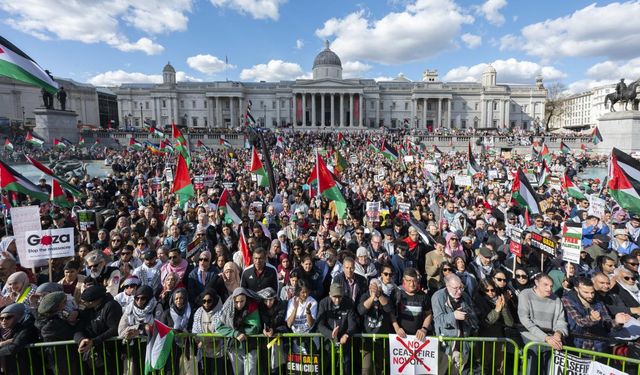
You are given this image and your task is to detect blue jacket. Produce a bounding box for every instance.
[582,224,610,247]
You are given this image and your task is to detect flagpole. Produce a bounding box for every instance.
[316,150,321,201]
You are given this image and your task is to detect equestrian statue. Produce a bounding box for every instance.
[605,78,640,111]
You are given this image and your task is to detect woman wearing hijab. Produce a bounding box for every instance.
[0,303,39,374]
[214,287,261,375]
[192,289,227,374]
[444,232,466,260]
[159,272,179,310]
[212,262,241,303]
[160,288,194,374]
[0,271,36,308]
[257,287,288,374]
[118,285,162,375]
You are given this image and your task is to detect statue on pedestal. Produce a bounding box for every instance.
[56,86,67,111]
[41,88,54,109]
[605,78,640,111]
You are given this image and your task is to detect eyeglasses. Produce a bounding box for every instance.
[623,276,638,281]
[169,256,179,260]
[202,299,214,304]
[87,263,100,269]
[625,262,639,267]
[485,288,496,293]
[199,258,210,262]
[515,274,528,279]
[355,232,364,235]
[442,268,453,272]
[0,315,14,321]
[382,272,393,276]
[111,239,121,242]
[120,252,132,256]
[494,277,506,282]
[134,296,148,301]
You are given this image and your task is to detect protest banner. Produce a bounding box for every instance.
[530,232,558,256]
[454,175,472,187]
[509,227,523,257]
[389,334,439,375]
[194,176,204,190]
[398,203,411,214]
[366,201,381,222]
[164,167,174,183]
[285,159,295,179]
[151,177,162,190]
[404,155,414,163]
[77,210,96,231]
[350,155,358,164]
[24,227,75,261]
[10,205,45,268]
[562,222,583,264]
[587,361,628,375]
[588,195,606,218]
[286,353,320,374]
[222,182,235,190]
[551,351,591,375]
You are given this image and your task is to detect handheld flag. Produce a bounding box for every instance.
[334,149,348,176]
[250,147,269,187]
[196,139,209,152]
[540,144,551,164]
[219,188,242,225]
[0,159,49,201]
[468,142,481,176]
[144,320,175,374]
[316,153,347,219]
[337,132,346,148]
[171,153,194,206]
[560,141,571,154]
[129,138,144,151]
[562,173,586,200]
[380,140,399,161]
[172,123,191,167]
[608,148,640,214]
[245,101,256,128]
[0,36,59,94]
[78,137,85,147]
[26,131,44,147]
[149,126,165,138]
[276,136,284,150]
[538,159,551,186]
[220,137,232,148]
[592,127,603,144]
[4,137,13,152]
[512,168,541,215]
[239,227,252,268]
[50,179,72,207]
[137,181,145,207]
[24,155,83,197]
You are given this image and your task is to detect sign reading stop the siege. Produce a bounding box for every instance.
[389,335,439,375]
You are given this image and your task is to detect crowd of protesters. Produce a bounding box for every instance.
[0,129,636,375]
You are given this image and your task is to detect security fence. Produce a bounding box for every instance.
[9,334,638,375]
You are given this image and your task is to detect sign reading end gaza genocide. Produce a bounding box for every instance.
[24,227,75,261]
[389,335,439,375]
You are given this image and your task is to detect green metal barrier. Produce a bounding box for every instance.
[521,341,640,375]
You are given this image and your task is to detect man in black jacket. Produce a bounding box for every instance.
[74,285,123,373]
[241,247,278,293]
[331,257,367,304]
[316,283,357,375]
[357,279,394,375]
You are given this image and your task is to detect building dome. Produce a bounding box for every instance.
[313,40,342,69]
[484,64,496,74]
[163,62,176,73]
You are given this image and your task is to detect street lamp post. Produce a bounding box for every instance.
[127,113,133,131]
[21,106,25,129]
[262,103,266,128]
[140,103,143,129]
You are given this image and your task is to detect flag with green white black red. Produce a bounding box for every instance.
[171,153,194,206]
[26,131,44,147]
[337,132,346,148]
[561,173,586,200]
[560,141,571,154]
[172,123,191,167]
[316,152,347,219]
[366,139,378,154]
[334,148,348,176]
[608,148,640,214]
[149,126,165,138]
[467,142,482,176]
[50,178,73,207]
[0,36,59,94]
[78,137,85,147]
[129,137,144,151]
[592,127,603,144]
[196,139,209,152]
[219,137,232,148]
[538,159,551,186]
[25,155,84,197]
[4,137,13,152]
[144,319,174,374]
[540,144,551,164]
[0,159,48,201]
[512,167,541,215]
[218,188,242,225]
[53,138,67,150]
[433,145,444,155]
[250,147,269,187]
[380,140,398,161]
[160,139,174,153]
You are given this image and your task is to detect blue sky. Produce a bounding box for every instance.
[2,0,640,93]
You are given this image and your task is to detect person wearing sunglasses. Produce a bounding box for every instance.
[191,289,226,373]
[613,267,640,317]
[187,251,217,307]
[0,303,37,373]
[621,254,640,277]
[160,249,188,290]
[83,250,121,297]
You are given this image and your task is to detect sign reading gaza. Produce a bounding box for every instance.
[24,228,75,261]
[529,232,558,256]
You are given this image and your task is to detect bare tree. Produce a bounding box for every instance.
[544,82,567,132]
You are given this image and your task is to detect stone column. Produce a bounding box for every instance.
[293,94,297,125]
[359,94,363,127]
[411,99,416,127]
[230,97,235,127]
[321,94,325,126]
[207,98,214,128]
[338,93,344,127]
[311,93,316,126]
[488,100,494,128]
[422,98,427,128]
[504,100,511,129]
[437,98,442,129]
[349,94,353,127]
[447,99,452,129]
[331,94,335,126]
[480,99,485,128]
[302,93,306,125]
[375,98,380,128]
[216,97,221,127]
[276,98,281,128]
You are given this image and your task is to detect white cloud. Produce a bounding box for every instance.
[210,0,286,20]
[186,54,235,75]
[501,2,640,61]
[296,39,304,49]
[342,61,372,78]
[374,76,396,82]
[585,58,640,81]
[0,0,192,54]
[240,60,304,81]
[564,79,612,95]
[87,69,201,86]
[461,33,482,48]
[315,0,473,64]
[443,58,566,83]
[476,0,507,26]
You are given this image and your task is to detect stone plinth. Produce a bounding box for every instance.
[33,108,79,145]
[596,111,640,153]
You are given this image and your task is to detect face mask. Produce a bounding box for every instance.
[499,203,507,209]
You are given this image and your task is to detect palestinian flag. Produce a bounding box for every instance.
[468,142,481,176]
[26,131,44,147]
[160,139,174,153]
[592,127,603,144]
[0,159,48,201]
[219,188,242,225]
[538,159,551,186]
[172,123,191,167]
[337,132,346,148]
[334,149,348,176]
[244,136,251,149]
[144,320,175,374]
[137,181,145,207]
[245,101,256,128]
[512,167,541,215]
[53,138,67,150]
[562,173,586,200]
[398,144,407,156]
[366,139,379,153]
[24,155,83,197]
[78,137,85,147]
[196,139,209,152]
[0,36,59,94]
[560,141,571,154]
[581,143,587,151]
[316,153,347,219]
[250,147,269,187]
[239,227,252,267]
[380,140,398,161]
[170,153,194,206]
[219,137,232,148]
[608,148,640,214]
[306,169,318,199]
[4,138,13,152]
[532,146,540,161]
[129,138,144,151]
[50,179,72,207]
[433,145,444,155]
[149,126,165,138]
[540,144,551,164]
[276,136,284,150]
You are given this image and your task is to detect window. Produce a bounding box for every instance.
[162,100,166,108]
[145,102,149,110]
[180,100,184,108]
[404,102,409,110]
[370,101,374,109]
[272,101,276,109]
[427,103,432,111]
[461,119,467,129]
[450,120,455,127]
[133,101,137,109]
[134,118,140,127]
[204,100,207,108]
[380,102,384,110]
[492,120,497,127]
[473,118,478,128]
[192,117,198,127]
[474,103,478,111]
[192,101,196,108]
[204,117,208,127]
[493,101,498,110]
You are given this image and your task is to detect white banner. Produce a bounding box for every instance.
[454,175,472,187]
[10,205,45,268]
[588,361,628,375]
[24,227,75,261]
[588,195,606,218]
[562,223,583,264]
[551,351,591,375]
[388,334,438,375]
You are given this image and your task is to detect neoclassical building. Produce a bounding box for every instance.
[113,42,547,131]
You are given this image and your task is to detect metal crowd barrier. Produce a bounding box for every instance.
[8,335,639,375]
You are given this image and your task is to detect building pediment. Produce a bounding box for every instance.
[294,79,359,88]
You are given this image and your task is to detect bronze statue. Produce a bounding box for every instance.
[605,78,640,111]
[56,86,67,111]
[41,88,53,109]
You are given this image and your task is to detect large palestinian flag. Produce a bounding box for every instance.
[316,153,347,219]
[468,142,481,176]
[560,141,571,154]
[239,227,252,267]
[25,155,83,197]
[26,131,44,147]
[562,173,586,200]
[144,320,174,374]
[0,36,59,94]
[592,127,603,144]
[380,140,399,161]
[0,160,48,201]
[170,153,194,206]
[512,167,541,215]
[172,123,191,167]
[538,159,551,186]
[50,179,72,207]
[250,147,269,187]
[608,148,640,214]
[219,188,242,225]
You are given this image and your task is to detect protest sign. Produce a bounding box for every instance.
[286,353,320,374]
[587,361,628,375]
[404,155,414,163]
[454,175,472,187]
[551,351,591,375]
[509,227,523,257]
[24,227,75,261]
[222,182,235,190]
[530,232,558,256]
[562,222,583,264]
[398,203,411,214]
[350,155,358,164]
[389,334,439,375]
[194,176,204,190]
[366,201,381,222]
[10,205,45,268]
[151,177,162,190]
[77,210,96,231]
[164,167,173,183]
[285,160,295,179]
[487,170,498,180]
[588,195,606,218]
